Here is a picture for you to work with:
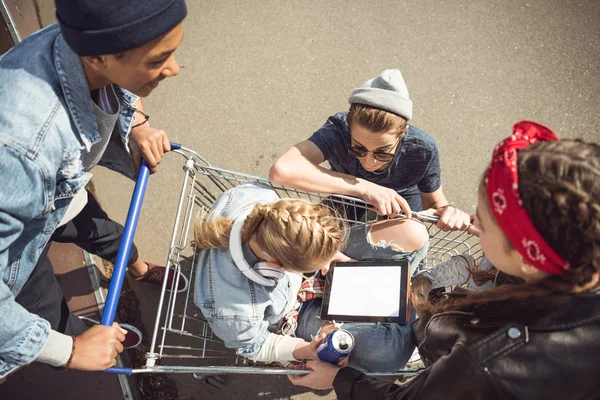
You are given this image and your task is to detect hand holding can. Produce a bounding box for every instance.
[316,329,354,364]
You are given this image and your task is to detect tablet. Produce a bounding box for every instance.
[319,260,411,324]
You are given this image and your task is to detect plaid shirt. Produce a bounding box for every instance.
[279,275,326,336]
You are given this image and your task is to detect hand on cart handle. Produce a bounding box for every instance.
[467,214,480,237]
[358,180,412,219]
[288,358,346,390]
[69,323,126,371]
[416,206,472,232]
[129,124,180,174]
[433,205,471,232]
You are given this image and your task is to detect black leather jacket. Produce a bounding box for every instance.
[333,289,600,399]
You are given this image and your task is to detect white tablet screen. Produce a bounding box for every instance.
[327,266,402,317]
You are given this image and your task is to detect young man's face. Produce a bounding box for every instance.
[99,23,184,97]
[349,123,401,172]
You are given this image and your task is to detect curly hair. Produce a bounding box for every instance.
[415,139,600,321]
[193,198,348,273]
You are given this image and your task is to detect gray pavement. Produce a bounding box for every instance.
[88,0,600,399]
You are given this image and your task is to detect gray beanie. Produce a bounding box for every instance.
[348,69,413,121]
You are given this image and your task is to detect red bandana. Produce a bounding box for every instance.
[485,121,569,275]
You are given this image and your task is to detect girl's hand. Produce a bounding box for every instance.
[331,251,355,263]
[321,252,355,275]
[292,332,327,361]
[308,332,327,360]
[287,359,344,390]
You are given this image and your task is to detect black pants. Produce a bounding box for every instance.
[52,191,139,266]
[15,245,87,335]
[16,190,138,334]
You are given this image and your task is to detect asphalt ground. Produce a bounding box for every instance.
[85,1,599,399]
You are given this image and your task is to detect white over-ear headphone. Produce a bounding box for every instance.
[229,207,284,287]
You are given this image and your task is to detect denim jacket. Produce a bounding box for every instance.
[193,183,300,359]
[0,24,138,377]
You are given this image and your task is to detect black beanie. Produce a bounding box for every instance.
[55,0,187,56]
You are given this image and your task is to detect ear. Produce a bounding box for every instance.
[519,262,539,276]
[81,55,109,71]
[517,255,549,282]
[321,263,331,276]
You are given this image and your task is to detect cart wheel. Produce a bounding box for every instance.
[205,375,226,389]
[193,373,226,389]
[192,373,206,381]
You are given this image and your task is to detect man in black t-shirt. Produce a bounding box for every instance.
[270,69,469,231]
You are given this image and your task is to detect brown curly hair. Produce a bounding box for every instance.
[415,139,600,321]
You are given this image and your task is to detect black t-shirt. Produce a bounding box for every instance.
[308,112,442,211]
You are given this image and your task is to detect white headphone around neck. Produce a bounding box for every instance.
[229,207,284,287]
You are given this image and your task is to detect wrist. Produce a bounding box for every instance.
[131,109,150,130]
[292,341,313,361]
[352,178,369,199]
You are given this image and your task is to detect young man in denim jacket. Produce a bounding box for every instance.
[0,0,187,378]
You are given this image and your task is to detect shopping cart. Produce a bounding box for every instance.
[101,144,482,377]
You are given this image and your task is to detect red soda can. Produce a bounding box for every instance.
[316,329,355,364]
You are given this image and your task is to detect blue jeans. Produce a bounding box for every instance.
[295,298,416,373]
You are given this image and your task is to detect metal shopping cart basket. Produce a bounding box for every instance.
[101,144,482,378]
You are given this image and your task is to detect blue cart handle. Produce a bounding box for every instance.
[101,142,180,374]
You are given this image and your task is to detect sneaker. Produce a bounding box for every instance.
[135,261,189,293]
[79,316,143,349]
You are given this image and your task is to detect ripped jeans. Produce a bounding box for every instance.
[343,224,429,277]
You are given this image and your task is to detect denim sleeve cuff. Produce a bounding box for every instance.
[35,330,73,367]
[333,366,364,400]
[0,317,51,378]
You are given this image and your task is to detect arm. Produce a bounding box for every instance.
[251,332,322,363]
[270,141,365,197]
[0,147,126,376]
[128,97,171,174]
[417,145,470,231]
[420,187,449,210]
[209,317,311,364]
[270,141,412,217]
[0,147,55,377]
[290,344,499,399]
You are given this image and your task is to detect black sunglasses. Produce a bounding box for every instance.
[347,136,401,162]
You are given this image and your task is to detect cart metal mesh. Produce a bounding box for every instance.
[143,147,482,376]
